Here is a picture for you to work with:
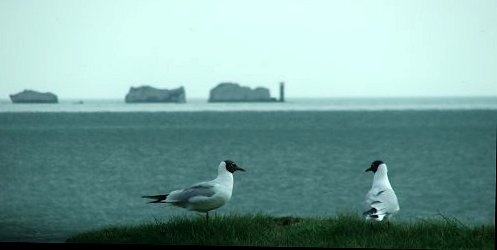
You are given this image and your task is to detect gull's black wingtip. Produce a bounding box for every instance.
[142,194,168,203]
[363,207,377,216]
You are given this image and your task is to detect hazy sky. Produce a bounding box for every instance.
[1,0,496,99]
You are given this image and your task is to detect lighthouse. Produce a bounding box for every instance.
[279,82,285,102]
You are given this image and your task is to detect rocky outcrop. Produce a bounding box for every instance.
[9,89,58,103]
[208,82,277,102]
[125,85,186,103]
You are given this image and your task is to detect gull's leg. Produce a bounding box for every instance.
[385,215,391,228]
[206,211,209,222]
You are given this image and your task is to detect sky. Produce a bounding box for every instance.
[0,0,496,99]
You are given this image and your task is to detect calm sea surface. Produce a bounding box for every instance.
[0,98,496,242]
[1,97,497,112]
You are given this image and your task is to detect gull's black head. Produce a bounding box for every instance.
[365,160,384,173]
[224,160,246,173]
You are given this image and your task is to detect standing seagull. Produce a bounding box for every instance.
[363,160,399,224]
[142,160,245,221]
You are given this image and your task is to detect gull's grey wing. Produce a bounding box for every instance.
[364,188,399,216]
[167,183,216,203]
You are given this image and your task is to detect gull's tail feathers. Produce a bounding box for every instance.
[142,194,168,203]
[364,207,388,221]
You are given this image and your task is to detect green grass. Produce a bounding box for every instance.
[66,213,494,249]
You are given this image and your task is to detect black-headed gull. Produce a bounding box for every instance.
[363,160,399,224]
[142,160,245,220]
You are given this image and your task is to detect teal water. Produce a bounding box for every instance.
[0,110,496,242]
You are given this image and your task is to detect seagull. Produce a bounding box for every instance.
[363,160,399,224]
[142,160,245,221]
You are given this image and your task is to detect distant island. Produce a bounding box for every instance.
[125,85,186,103]
[208,82,284,102]
[9,89,58,103]
[7,83,286,104]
